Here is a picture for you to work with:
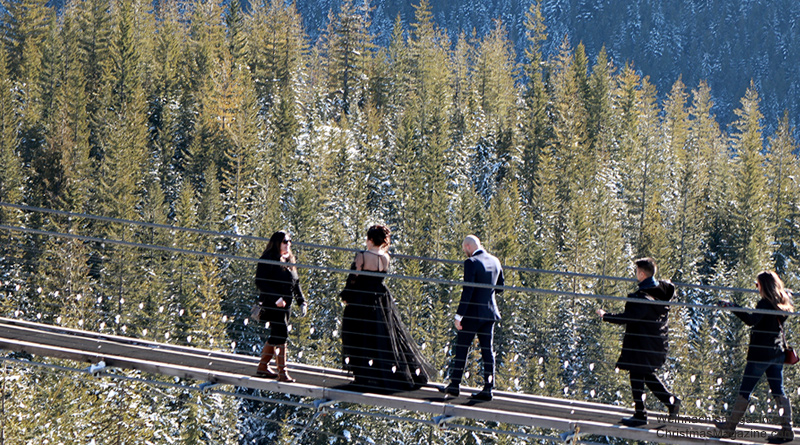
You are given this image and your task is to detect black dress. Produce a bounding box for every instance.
[340,252,433,392]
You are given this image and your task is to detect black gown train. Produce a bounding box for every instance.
[341,261,433,392]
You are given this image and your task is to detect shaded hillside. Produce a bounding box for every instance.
[291,0,800,133]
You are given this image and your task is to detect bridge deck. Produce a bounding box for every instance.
[0,317,794,444]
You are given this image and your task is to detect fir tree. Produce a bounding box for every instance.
[225,0,248,65]
[766,111,799,274]
[46,0,92,213]
[150,0,192,198]
[0,44,23,223]
[212,52,259,235]
[172,180,201,342]
[520,0,548,207]
[664,77,705,282]
[691,81,734,278]
[322,0,375,117]
[77,0,112,160]
[188,0,226,94]
[730,81,770,282]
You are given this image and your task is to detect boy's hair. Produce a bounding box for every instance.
[634,257,657,277]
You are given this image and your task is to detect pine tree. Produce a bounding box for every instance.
[322,0,375,117]
[77,0,112,161]
[151,0,192,198]
[0,44,23,224]
[188,0,226,93]
[92,0,152,338]
[587,46,614,154]
[520,0,548,207]
[730,81,770,282]
[136,177,173,341]
[518,0,555,295]
[198,162,223,232]
[398,0,452,257]
[46,0,92,213]
[449,31,472,143]
[476,20,516,127]
[3,0,50,86]
[547,36,595,284]
[99,0,148,223]
[485,178,522,389]
[212,51,259,235]
[664,77,705,282]
[248,0,306,181]
[225,0,248,65]
[691,81,733,278]
[385,13,410,111]
[195,255,227,348]
[636,78,672,266]
[766,111,799,274]
[6,0,55,214]
[616,66,670,262]
[172,181,201,342]
[476,20,518,182]
[588,47,626,296]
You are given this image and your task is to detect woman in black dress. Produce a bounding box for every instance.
[717,271,794,443]
[254,231,307,382]
[340,225,433,392]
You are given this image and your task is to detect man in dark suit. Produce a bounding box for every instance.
[444,235,504,401]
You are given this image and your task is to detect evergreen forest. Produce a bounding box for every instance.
[1,0,800,443]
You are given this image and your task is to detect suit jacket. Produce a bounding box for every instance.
[456,249,503,323]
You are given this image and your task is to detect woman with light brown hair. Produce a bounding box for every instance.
[717,271,795,442]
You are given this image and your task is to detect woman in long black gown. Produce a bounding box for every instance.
[341,225,433,392]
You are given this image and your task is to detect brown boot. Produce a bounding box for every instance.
[768,395,794,444]
[716,395,749,438]
[276,344,295,383]
[256,344,278,378]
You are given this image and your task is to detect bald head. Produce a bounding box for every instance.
[462,235,482,257]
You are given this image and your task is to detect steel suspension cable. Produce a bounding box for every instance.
[0,223,788,316]
[0,202,759,294]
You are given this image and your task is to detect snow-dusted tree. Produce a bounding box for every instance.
[76,0,112,162]
[45,1,92,214]
[225,0,248,65]
[664,78,706,282]
[616,65,670,262]
[320,0,375,117]
[730,82,771,283]
[149,0,192,200]
[0,45,23,224]
[766,111,800,276]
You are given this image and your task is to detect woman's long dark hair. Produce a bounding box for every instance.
[757,270,794,312]
[261,231,297,272]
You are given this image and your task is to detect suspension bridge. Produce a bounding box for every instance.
[0,202,798,443]
[0,317,792,444]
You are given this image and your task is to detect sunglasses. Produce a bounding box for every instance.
[282,240,292,244]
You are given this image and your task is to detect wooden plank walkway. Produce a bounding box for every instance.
[0,317,795,444]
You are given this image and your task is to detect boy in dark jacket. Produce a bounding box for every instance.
[596,257,681,426]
